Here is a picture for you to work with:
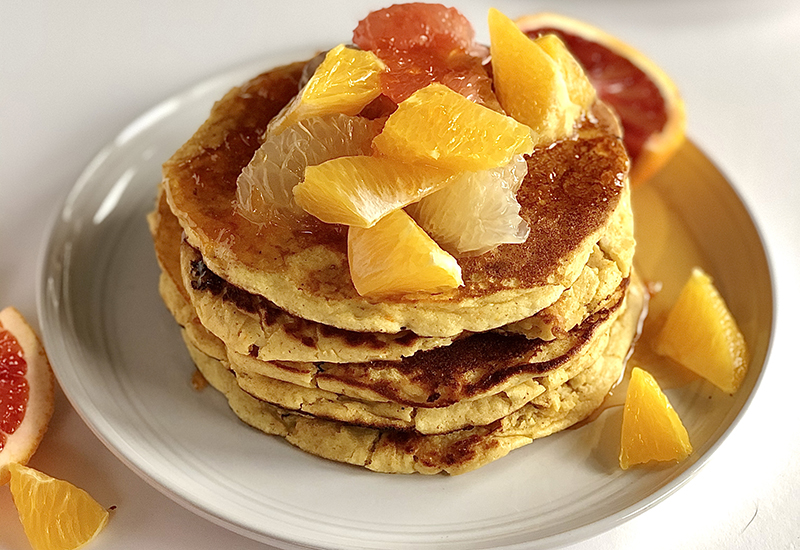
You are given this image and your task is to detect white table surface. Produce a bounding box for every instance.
[2,1,799,548]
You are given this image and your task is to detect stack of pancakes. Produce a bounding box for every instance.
[148,60,644,475]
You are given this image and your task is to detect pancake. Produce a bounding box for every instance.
[162,61,629,337]
[180,272,643,475]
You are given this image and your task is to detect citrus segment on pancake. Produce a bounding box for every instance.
[516,12,686,184]
[9,462,109,550]
[237,113,384,222]
[267,44,385,135]
[0,307,54,486]
[347,209,463,297]
[352,3,497,107]
[619,367,692,469]
[407,154,530,255]
[488,8,594,147]
[372,82,533,172]
[655,268,748,394]
[295,155,456,228]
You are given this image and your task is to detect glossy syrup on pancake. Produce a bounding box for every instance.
[163,61,629,337]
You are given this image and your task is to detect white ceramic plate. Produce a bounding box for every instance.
[37,55,773,550]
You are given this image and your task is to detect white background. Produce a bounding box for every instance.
[2,0,799,548]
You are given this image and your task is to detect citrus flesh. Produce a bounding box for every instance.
[0,306,54,486]
[619,367,693,470]
[655,268,749,394]
[267,44,385,135]
[352,3,497,107]
[295,155,457,228]
[371,82,533,172]
[236,114,384,222]
[9,462,109,550]
[488,8,595,147]
[407,154,530,256]
[515,12,686,184]
[347,209,463,297]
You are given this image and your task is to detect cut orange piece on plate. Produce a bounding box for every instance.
[655,267,749,394]
[619,367,693,470]
[295,155,456,228]
[267,44,385,134]
[371,82,533,171]
[9,462,109,550]
[488,8,595,147]
[348,209,463,297]
[0,306,55,486]
[516,12,686,184]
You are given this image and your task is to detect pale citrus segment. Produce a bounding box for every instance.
[619,367,693,470]
[515,12,686,184]
[655,268,749,394]
[267,44,386,134]
[236,114,384,222]
[0,306,54,486]
[371,82,534,172]
[348,209,463,297]
[488,8,594,146]
[295,155,457,228]
[407,154,530,255]
[9,462,109,550]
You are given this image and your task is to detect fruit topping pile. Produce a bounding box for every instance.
[236,4,599,298]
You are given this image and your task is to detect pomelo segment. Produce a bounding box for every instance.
[515,12,686,184]
[655,268,749,394]
[371,83,533,172]
[407,155,530,256]
[295,155,457,228]
[348,209,463,297]
[236,114,384,222]
[9,462,109,550]
[619,367,693,469]
[0,307,54,486]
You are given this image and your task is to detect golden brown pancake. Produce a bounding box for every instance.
[162,61,629,337]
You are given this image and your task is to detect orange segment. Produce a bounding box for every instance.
[0,307,54,486]
[348,209,463,297]
[371,82,533,171]
[655,268,749,394]
[488,8,594,146]
[267,44,385,134]
[515,12,686,184]
[619,367,693,470]
[295,155,456,228]
[9,463,109,550]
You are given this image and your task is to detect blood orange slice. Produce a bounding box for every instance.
[516,12,686,184]
[0,307,55,486]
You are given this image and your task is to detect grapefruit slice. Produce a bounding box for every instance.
[516,12,686,184]
[0,307,55,486]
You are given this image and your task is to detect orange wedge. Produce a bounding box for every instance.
[348,209,463,297]
[619,367,693,469]
[295,155,456,228]
[655,268,749,394]
[9,462,109,550]
[488,8,595,147]
[371,82,533,172]
[515,12,686,184]
[267,44,385,134]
